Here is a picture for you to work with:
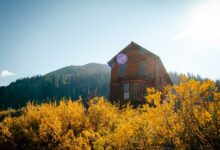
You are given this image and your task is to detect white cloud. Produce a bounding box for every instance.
[0,70,15,78]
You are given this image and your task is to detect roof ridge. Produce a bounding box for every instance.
[130,41,159,58]
[107,42,160,66]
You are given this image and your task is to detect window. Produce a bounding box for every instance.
[133,82,141,99]
[138,61,147,76]
[124,83,129,100]
[119,64,126,77]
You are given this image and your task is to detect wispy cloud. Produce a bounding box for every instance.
[0,70,15,78]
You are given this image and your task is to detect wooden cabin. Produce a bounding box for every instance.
[108,42,172,106]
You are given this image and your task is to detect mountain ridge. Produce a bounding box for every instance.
[45,63,110,77]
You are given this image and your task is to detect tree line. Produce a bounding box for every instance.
[0,71,219,109]
[0,72,110,109]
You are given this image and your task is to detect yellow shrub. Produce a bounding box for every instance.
[0,77,219,149]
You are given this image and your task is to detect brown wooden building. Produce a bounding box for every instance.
[108,42,172,106]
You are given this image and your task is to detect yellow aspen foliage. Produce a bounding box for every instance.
[0,77,219,149]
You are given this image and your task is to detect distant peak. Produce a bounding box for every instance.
[82,63,109,68]
[83,62,101,66]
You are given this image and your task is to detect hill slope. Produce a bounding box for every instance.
[45,63,110,78]
[0,63,110,108]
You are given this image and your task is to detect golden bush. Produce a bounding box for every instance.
[0,77,219,149]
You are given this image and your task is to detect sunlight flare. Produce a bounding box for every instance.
[172,0,220,43]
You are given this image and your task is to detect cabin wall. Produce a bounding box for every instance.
[110,50,157,102]
[109,45,172,104]
[111,47,156,82]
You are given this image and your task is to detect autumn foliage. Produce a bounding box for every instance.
[0,77,219,149]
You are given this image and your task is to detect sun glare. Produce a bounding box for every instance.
[190,0,220,40]
[173,0,220,43]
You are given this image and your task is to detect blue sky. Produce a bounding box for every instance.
[0,0,219,86]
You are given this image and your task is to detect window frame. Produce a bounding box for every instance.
[132,82,142,99]
[119,64,126,77]
[138,60,147,76]
[123,83,129,100]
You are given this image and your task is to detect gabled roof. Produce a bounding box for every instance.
[107,41,173,84]
[107,41,160,66]
[131,41,160,58]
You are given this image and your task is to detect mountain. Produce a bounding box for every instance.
[45,63,110,78]
[44,63,110,84]
[0,63,111,109]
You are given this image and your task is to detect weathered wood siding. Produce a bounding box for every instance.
[109,42,172,105]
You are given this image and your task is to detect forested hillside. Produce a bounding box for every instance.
[0,63,110,108]
[0,63,219,109]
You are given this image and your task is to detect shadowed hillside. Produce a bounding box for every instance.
[0,63,110,108]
